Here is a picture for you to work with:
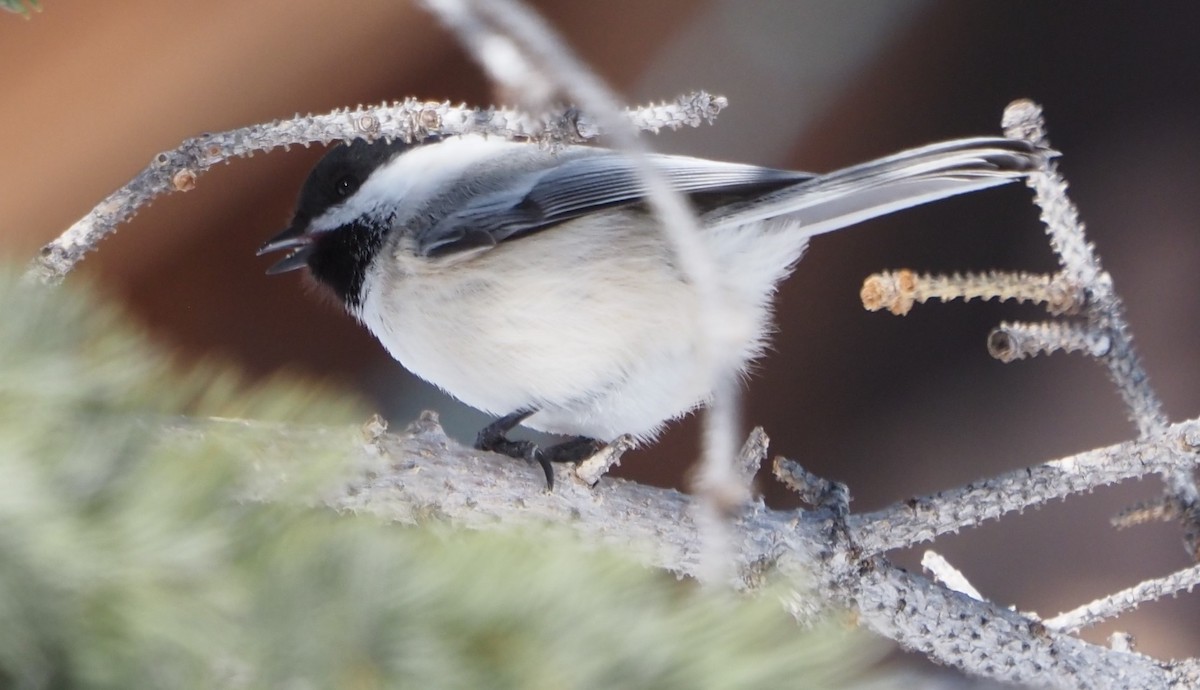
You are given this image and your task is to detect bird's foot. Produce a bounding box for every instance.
[475,410,604,489]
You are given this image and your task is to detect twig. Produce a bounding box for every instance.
[848,419,1200,555]
[773,456,850,517]
[1111,494,1200,558]
[921,550,985,601]
[734,427,770,486]
[1112,496,1181,530]
[574,434,635,486]
[1045,563,1200,634]
[1002,99,1168,439]
[1109,632,1137,653]
[861,269,1084,317]
[987,320,1111,362]
[864,101,1200,560]
[24,94,726,287]
[1005,99,1200,551]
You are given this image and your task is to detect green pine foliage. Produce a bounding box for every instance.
[0,266,883,689]
[0,1,39,18]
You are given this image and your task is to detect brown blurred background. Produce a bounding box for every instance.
[4,0,1200,663]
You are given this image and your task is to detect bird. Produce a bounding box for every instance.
[259,132,1046,487]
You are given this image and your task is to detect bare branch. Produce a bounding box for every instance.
[24,93,727,287]
[848,420,1200,555]
[865,100,1200,562]
[1045,563,1200,634]
[987,320,1111,362]
[861,269,1084,317]
[1003,99,1168,439]
[224,411,1187,687]
[842,558,1176,688]
[1005,100,1200,549]
[773,456,850,517]
[921,550,985,601]
[574,434,635,486]
[734,427,770,486]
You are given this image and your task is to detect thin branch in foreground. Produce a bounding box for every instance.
[25,93,726,287]
[419,0,747,586]
[999,103,1101,288]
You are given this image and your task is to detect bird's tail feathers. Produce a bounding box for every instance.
[701,137,1051,238]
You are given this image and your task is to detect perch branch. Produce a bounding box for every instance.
[215,411,1189,688]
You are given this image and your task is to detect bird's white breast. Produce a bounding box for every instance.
[357,208,807,442]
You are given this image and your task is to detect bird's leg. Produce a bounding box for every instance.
[475,410,604,489]
[475,409,538,457]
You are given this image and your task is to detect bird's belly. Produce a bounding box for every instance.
[360,256,714,439]
[357,215,796,441]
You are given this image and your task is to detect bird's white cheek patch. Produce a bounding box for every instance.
[309,135,530,234]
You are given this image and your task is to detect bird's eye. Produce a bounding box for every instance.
[335,174,359,198]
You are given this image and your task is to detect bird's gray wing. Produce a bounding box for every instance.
[415,152,810,257]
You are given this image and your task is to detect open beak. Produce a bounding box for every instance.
[258,223,314,275]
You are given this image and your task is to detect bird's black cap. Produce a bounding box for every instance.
[259,137,414,304]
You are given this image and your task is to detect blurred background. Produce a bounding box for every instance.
[3,0,1199,665]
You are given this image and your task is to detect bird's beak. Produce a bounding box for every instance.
[258,222,314,275]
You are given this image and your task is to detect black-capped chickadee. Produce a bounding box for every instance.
[260,133,1045,486]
